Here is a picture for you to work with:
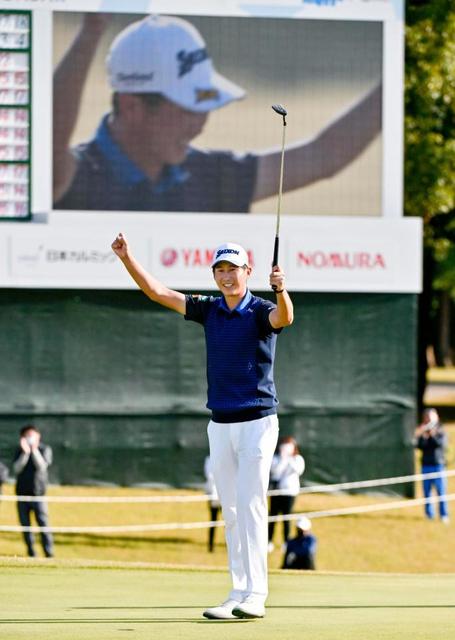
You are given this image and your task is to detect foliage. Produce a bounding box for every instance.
[405,1,455,296]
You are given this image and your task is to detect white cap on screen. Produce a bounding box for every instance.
[107,15,246,113]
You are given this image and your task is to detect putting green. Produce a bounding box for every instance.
[0,561,454,640]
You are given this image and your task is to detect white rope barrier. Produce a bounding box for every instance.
[270,469,455,496]
[1,493,212,504]
[2,469,454,503]
[272,492,455,523]
[1,492,454,535]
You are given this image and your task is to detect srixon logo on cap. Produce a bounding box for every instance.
[177,47,209,77]
[216,248,240,259]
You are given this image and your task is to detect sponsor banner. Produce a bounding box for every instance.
[0,213,422,292]
[10,235,118,278]
[5,231,144,288]
[287,229,398,291]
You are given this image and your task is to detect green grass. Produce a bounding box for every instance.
[425,367,455,405]
[0,418,454,639]
[0,421,453,573]
[0,475,454,573]
[0,562,454,640]
[427,367,455,384]
[0,422,454,573]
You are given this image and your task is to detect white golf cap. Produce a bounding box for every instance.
[211,242,249,268]
[296,516,312,531]
[107,15,246,113]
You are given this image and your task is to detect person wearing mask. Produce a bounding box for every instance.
[204,455,221,552]
[268,436,305,552]
[13,425,54,557]
[0,458,8,496]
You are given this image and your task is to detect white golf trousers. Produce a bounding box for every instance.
[207,414,279,604]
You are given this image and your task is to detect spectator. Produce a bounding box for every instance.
[414,408,449,524]
[0,458,8,495]
[53,13,381,212]
[13,425,54,557]
[204,455,221,552]
[268,436,305,551]
[282,516,317,570]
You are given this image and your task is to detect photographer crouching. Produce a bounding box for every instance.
[414,408,450,524]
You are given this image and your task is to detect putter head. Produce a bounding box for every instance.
[271,104,287,117]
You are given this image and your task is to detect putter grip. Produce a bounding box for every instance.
[272,236,279,291]
[272,235,279,267]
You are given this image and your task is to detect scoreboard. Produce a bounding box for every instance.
[0,10,30,220]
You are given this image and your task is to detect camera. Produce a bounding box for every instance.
[423,419,439,432]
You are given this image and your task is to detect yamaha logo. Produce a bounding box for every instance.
[159,247,254,268]
[161,248,178,267]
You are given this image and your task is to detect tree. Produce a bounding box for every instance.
[405,0,455,381]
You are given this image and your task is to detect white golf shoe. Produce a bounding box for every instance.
[232,598,265,619]
[203,598,241,620]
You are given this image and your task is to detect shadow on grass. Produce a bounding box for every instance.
[68,604,455,611]
[53,534,192,548]
[0,618,200,624]
[0,617,250,625]
[3,603,455,626]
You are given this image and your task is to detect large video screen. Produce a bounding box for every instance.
[52,11,382,218]
[0,1,414,294]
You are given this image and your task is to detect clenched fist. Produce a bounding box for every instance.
[111,233,130,260]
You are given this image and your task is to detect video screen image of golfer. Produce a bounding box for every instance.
[53,12,382,217]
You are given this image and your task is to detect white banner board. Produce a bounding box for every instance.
[0,213,422,292]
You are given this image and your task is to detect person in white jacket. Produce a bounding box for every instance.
[268,436,305,552]
[204,455,221,552]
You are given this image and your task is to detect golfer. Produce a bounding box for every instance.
[111,233,293,619]
[54,13,381,212]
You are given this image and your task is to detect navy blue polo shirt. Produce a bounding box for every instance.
[54,114,258,213]
[185,290,281,423]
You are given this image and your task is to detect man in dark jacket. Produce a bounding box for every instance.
[0,459,8,494]
[414,408,449,524]
[13,425,54,557]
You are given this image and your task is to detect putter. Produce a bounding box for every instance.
[271,104,287,289]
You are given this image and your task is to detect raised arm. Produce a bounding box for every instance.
[13,439,30,475]
[253,82,382,202]
[111,233,186,315]
[31,446,52,472]
[53,13,108,202]
[269,265,293,328]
